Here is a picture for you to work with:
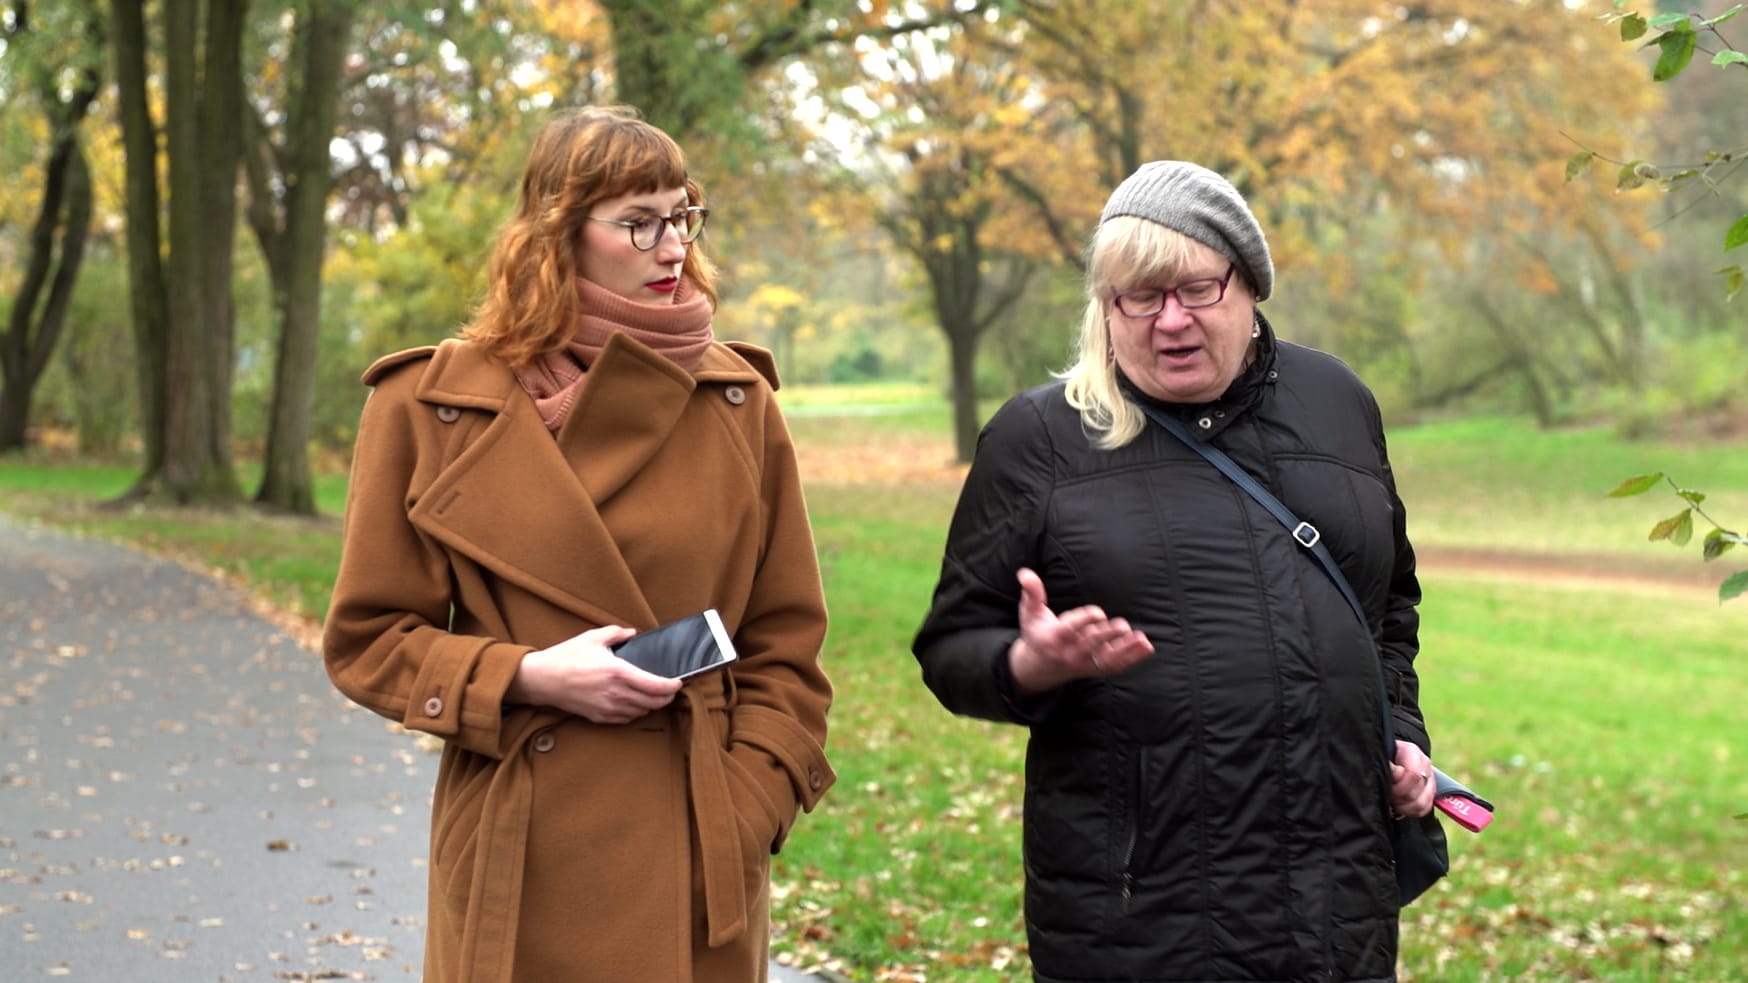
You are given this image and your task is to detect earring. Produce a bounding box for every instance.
[1251,325,1260,339]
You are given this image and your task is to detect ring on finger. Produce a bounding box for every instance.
[1089,652,1103,672]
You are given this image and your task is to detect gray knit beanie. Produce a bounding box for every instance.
[1098,161,1273,302]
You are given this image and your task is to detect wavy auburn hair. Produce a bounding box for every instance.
[461,105,719,365]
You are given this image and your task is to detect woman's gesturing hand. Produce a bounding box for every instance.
[507,625,684,725]
[1388,740,1437,818]
[1007,567,1154,695]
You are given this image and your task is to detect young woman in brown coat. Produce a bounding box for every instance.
[322,106,834,983]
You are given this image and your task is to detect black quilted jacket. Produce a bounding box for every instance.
[913,318,1427,983]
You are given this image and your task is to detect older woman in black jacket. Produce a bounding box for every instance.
[913,161,1438,983]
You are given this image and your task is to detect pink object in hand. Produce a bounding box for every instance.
[1435,793,1494,832]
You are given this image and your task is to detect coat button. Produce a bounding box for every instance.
[436,406,461,423]
[532,733,557,753]
[724,386,746,406]
[808,769,824,791]
[1197,416,1213,429]
[423,696,443,717]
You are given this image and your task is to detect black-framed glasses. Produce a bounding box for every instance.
[1111,265,1235,317]
[586,206,710,251]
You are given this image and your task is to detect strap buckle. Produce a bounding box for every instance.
[1292,521,1321,548]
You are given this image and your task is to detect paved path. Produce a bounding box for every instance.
[0,511,826,981]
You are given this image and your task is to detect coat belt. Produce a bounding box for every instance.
[460,720,541,983]
[460,684,744,983]
[682,683,747,947]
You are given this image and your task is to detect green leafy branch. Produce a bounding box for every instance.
[1620,5,1747,81]
[1565,3,1748,299]
[1608,472,1748,603]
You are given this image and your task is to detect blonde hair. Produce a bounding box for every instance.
[1062,217,1252,449]
[461,106,719,365]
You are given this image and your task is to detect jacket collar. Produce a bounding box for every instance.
[398,336,767,629]
[406,335,769,404]
[1119,310,1277,439]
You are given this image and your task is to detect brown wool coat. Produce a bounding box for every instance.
[322,334,834,983]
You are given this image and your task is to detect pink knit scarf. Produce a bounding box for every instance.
[512,277,714,433]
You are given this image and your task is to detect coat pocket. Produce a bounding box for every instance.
[722,750,780,899]
[726,704,835,849]
[430,750,495,914]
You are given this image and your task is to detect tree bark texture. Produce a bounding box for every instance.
[160,0,246,503]
[109,0,171,479]
[601,0,724,136]
[251,0,357,515]
[896,158,1033,465]
[1,2,102,452]
[1,129,95,452]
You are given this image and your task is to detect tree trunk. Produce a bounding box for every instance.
[0,383,29,451]
[601,0,739,136]
[934,259,1035,466]
[159,0,246,504]
[110,0,171,484]
[899,163,1036,465]
[602,0,992,139]
[253,0,355,515]
[1474,297,1556,428]
[1,134,94,452]
[947,330,981,466]
[1,4,102,453]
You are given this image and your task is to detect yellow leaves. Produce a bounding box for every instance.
[530,0,608,42]
[1515,260,1562,298]
[988,103,1032,129]
[745,283,806,313]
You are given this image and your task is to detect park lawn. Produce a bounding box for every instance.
[785,444,1748,980]
[2,409,1745,980]
[0,458,348,623]
[1400,574,1746,983]
[1388,415,1748,560]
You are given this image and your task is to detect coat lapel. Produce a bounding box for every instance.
[404,340,656,629]
[554,334,769,511]
[556,333,698,505]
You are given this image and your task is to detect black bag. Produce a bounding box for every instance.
[1393,812,1450,905]
[1139,404,1490,906]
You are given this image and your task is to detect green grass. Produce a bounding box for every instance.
[791,481,1032,973]
[780,380,941,411]
[2,410,1745,981]
[0,454,348,620]
[1405,577,1746,982]
[786,466,1748,981]
[1390,415,1748,557]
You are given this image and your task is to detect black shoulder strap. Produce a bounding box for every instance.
[1136,404,1395,753]
[1139,405,1496,818]
[1139,407,1369,627]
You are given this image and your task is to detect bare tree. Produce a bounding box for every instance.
[0,0,103,451]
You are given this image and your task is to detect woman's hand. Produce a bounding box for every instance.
[1007,567,1154,695]
[1388,739,1437,819]
[506,625,683,725]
